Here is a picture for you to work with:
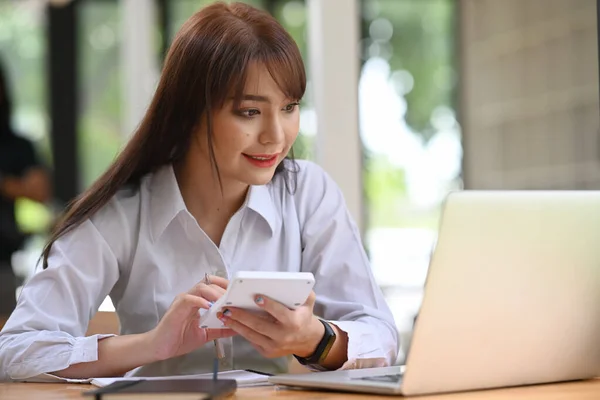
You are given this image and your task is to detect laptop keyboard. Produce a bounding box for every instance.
[355,374,403,384]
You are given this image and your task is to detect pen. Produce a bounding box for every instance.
[244,369,274,376]
[213,357,219,382]
[204,273,225,360]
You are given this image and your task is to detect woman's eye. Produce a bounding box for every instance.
[283,102,299,112]
[240,109,259,117]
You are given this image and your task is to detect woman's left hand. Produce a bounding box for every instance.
[217,291,325,359]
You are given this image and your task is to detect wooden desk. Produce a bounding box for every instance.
[1,379,600,399]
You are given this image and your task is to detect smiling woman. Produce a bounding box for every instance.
[0,1,399,382]
[192,62,302,189]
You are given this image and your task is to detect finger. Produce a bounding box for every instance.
[175,293,211,311]
[205,328,237,341]
[188,282,223,297]
[250,343,272,358]
[207,284,227,297]
[221,308,278,338]
[188,283,206,297]
[304,291,316,307]
[206,275,229,289]
[254,295,293,324]
[221,316,273,349]
[188,284,226,302]
[220,307,275,323]
[188,275,229,296]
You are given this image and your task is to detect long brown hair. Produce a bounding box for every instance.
[41,1,306,268]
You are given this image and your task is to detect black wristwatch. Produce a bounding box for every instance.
[294,319,336,366]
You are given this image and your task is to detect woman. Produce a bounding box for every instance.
[0,2,398,381]
[0,57,51,315]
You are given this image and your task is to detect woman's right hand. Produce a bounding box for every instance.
[148,275,236,361]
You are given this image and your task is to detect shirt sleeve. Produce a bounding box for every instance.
[0,218,120,381]
[295,161,400,370]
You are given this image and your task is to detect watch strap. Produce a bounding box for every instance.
[294,319,336,366]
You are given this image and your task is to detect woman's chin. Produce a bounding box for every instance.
[238,168,278,186]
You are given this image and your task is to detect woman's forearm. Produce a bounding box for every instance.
[52,332,159,379]
[319,323,348,370]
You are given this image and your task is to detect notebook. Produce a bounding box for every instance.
[83,378,237,399]
[90,369,271,388]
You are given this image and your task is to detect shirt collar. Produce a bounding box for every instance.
[149,165,187,242]
[246,184,279,234]
[149,165,279,242]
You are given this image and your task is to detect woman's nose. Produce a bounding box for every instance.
[260,118,285,144]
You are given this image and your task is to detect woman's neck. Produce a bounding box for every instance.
[174,154,248,245]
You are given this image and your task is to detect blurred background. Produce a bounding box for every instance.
[0,0,598,361]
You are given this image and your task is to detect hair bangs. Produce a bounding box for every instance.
[215,23,305,109]
[259,44,306,102]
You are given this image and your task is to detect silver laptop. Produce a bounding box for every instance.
[269,191,600,396]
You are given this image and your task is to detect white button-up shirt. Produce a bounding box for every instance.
[0,160,399,381]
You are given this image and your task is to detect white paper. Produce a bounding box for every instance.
[90,369,271,388]
[16,373,93,384]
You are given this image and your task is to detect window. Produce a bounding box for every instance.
[0,2,51,239]
[78,1,123,189]
[359,0,462,341]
